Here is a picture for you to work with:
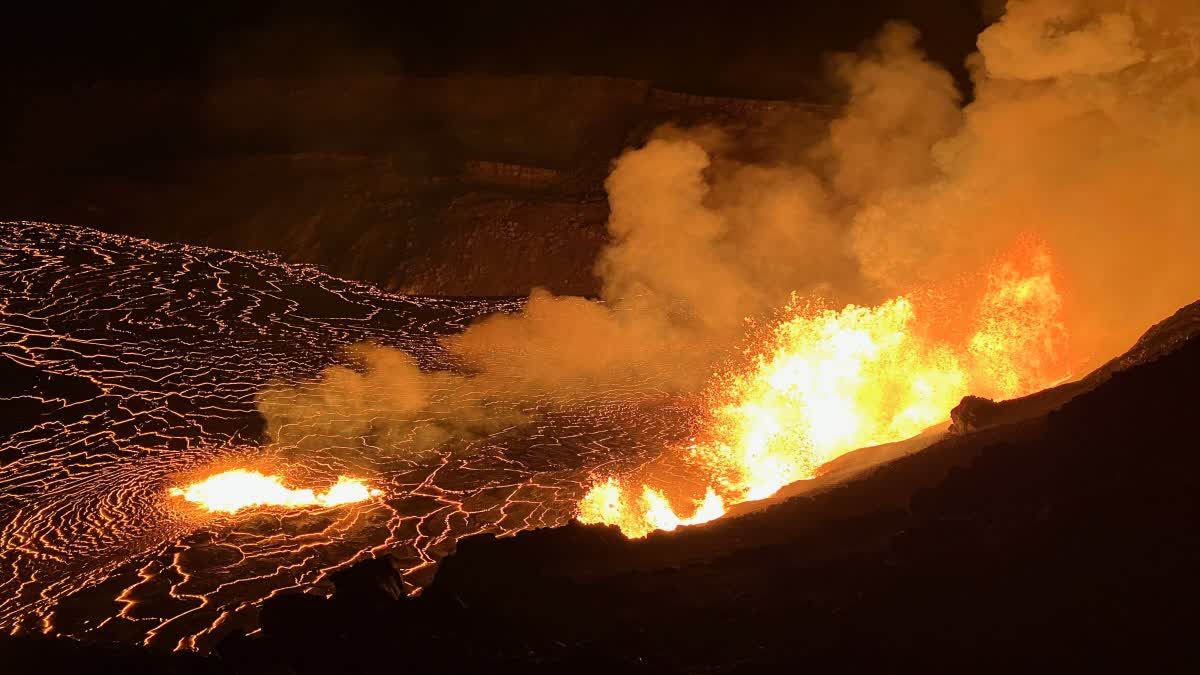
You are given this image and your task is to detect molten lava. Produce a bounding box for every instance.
[579,243,1069,538]
[169,470,382,513]
[579,479,727,538]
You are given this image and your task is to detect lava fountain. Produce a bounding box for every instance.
[580,241,1071,537]
[169,470,383,513]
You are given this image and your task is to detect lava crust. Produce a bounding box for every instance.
[0,221,693,650]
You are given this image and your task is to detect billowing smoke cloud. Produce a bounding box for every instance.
[259,0,1200,452]
[257,343,529,454]
[851,0,1200,360]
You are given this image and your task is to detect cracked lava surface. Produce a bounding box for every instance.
[0,221,695,651]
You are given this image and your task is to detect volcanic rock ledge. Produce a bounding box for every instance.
[949,297,1200,435]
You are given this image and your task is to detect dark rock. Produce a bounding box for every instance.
[328,554,406,607]
[257,592,333,639]
[948,394,1000,434]
[945,298,1200,435]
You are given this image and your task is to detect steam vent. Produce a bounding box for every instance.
[2,2,1199,673]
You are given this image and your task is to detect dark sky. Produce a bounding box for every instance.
[4,1,989,99]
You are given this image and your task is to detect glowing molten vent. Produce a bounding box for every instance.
[169,470,382,513]
[580,242,1069,538]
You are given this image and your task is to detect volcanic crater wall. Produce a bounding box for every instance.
[1,76,833,296]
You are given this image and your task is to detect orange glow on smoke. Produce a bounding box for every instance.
[169,470,382,513]
[579,241,1069,538]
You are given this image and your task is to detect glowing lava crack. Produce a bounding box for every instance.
[170,471,382,513]
[0,221,678,652]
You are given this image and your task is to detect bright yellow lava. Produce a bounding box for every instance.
[580,242,1069,538]
[169,470,382,513]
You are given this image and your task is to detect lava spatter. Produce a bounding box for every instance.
[580,242,1071,538]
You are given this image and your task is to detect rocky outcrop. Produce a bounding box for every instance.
[948,395,1002,434]
[647,87,833,118]
[1083,298,1200,384]
[395,195,608,296]
[461,161,566,190]
[944,298,1200,437]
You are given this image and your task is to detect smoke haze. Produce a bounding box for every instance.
[259,0,1200,451]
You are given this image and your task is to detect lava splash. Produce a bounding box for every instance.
[170,470,382,513]
[580,242,1071,537]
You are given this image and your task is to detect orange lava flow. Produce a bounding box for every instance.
[579,242,1069,538]
[169,470,382,513]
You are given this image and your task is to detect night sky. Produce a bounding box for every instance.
[5,1,989,99]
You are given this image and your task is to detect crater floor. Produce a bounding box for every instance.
[0,221,691,651]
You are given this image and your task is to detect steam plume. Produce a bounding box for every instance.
[851,0,1200,361]
[259,0,1200,453]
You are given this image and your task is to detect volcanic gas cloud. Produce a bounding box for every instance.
[258,0,1200,536]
